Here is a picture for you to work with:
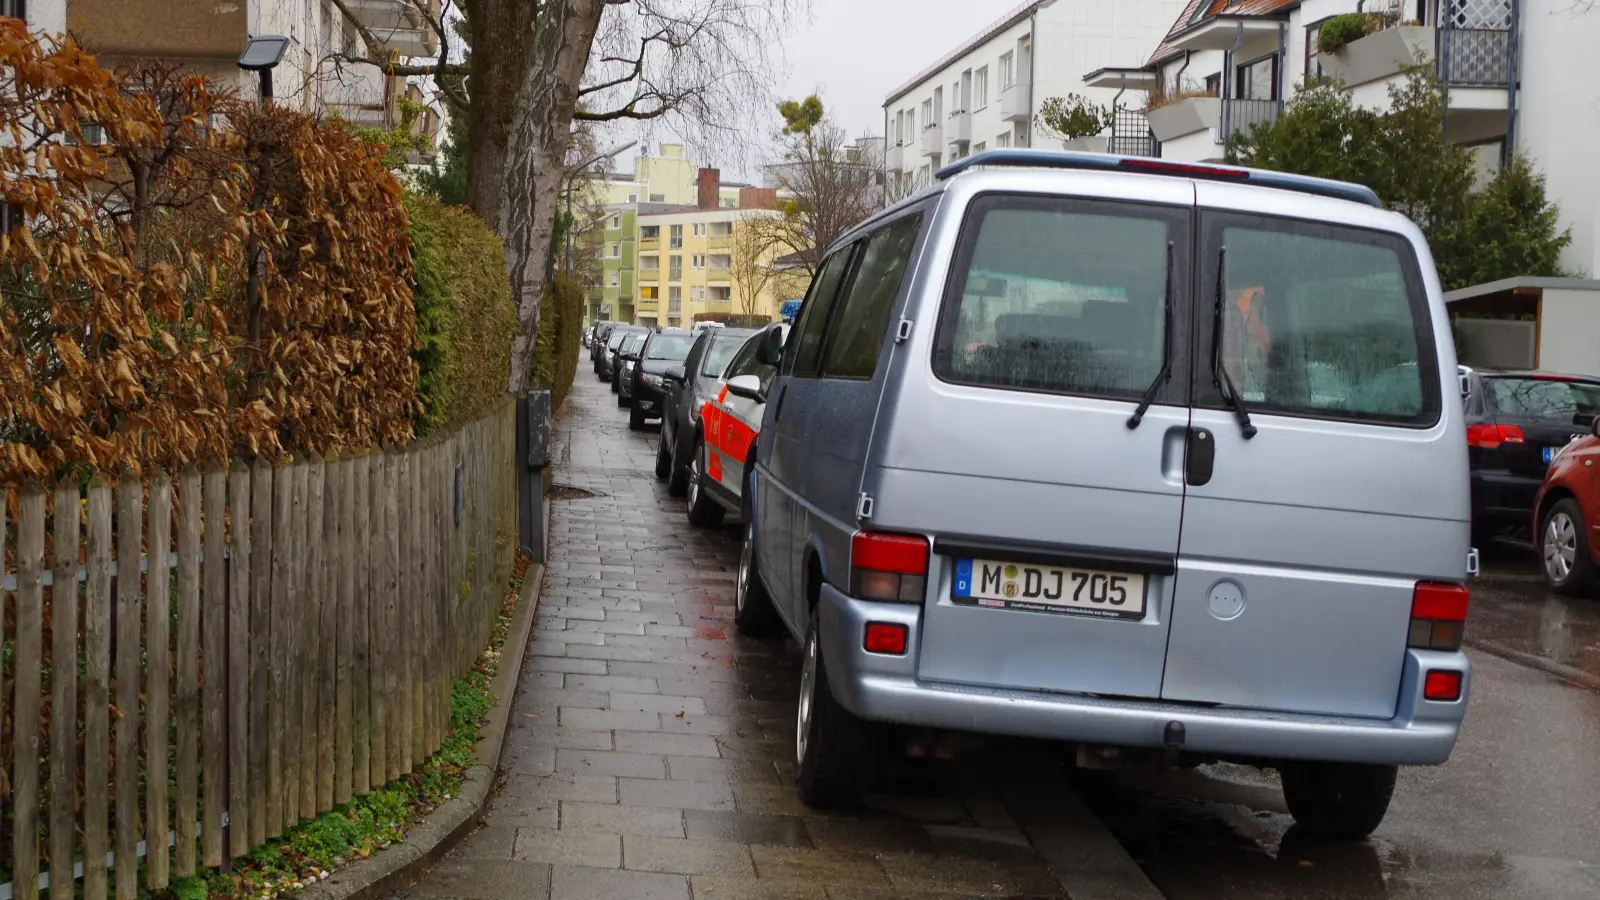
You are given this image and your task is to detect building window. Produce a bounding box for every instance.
[640,254,659,272]
[692,286,705,302]
[2,1,25,20]
[973,141,986,153]
[920,99,933,128]
[610,215,620,228]
[709,254,731,271]
[999,52,1014,89]
[692,223,704,236]
[610,272,619,287]
[710,286,731,304]
[723,198,735,208]
[670,224,683,248]
[669,255,682,281]
[709,221,732,237]
[1014,122,1029,148]
[995,133,1010,148]
[1205,72,1222,96]
[668,287,682,311]
[974,66,989,109]
[691,254,705,269]
[1235,54,1279,101]
[650,193,666,202]
[627,193,639,203]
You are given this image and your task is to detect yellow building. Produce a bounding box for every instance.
[593,144,746,209]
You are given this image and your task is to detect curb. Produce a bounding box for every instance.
[1466,637,1600,694]
[302,558,545,900]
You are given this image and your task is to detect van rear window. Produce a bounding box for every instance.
[932,196,1177,400]
[1209,222,1436,425]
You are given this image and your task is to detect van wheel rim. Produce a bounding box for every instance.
[797,627,817,766]
[1545,512,1578,581]
[737,525,752,615]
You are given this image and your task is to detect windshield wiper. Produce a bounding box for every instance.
[1212,246,1258,440]
[1126,241,1175,430]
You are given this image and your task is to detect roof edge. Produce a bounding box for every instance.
[883,0,1048,108]
[1446,276,1600,303]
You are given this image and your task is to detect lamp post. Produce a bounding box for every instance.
[237,35,290,104]
[563,140,638,274]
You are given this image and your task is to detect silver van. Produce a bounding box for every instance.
[739,150,1472,840]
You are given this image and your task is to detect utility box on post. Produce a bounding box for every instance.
[517,391,552,561]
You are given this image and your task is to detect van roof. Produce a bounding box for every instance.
[937,150,1382,208]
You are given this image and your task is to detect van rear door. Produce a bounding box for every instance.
[1163,194,1466,719]
[900,186,1196,701]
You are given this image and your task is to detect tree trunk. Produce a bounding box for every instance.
[502,0,609,392]
[463,0,536,228]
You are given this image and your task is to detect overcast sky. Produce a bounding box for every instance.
[607,0,1020,179]
[777,0,1020,139]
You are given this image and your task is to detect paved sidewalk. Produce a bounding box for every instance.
[394,369,1151,900]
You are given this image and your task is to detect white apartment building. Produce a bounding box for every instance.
[881,0,1187,191]
[10,0,65,34]
[1085,0,1600,281]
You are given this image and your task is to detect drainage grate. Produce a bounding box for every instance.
[550,484,600,500]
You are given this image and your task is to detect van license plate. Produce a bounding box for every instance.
[953,558,1147,620]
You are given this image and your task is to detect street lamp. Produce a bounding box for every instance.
[237,35,290,103]
[563,140,638,273]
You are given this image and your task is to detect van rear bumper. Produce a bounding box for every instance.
[818,584,1469,767]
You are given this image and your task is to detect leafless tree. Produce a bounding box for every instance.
[729,214,786,318]
[765,103,884,278]
[330,0,800,391]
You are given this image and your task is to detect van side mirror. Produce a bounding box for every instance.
[726,374,763,402]
[757,328,784,367]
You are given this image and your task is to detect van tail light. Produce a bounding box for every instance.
[1467,423,1525,449]
[1423,670,1463,702]
[851,532,929,603]
[1408,582,1469,651]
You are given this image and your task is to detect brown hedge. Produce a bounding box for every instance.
[0,26,417,482]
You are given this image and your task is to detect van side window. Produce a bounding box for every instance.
[933,195,1180,401]
[1204,218,1437,426]
[820,215,923,380]
[788,247,856,378]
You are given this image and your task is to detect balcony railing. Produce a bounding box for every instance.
[1220,98,1282,145]
[1438,27,1512,86]
[920,124,945,157]
[1107,106,1158,158]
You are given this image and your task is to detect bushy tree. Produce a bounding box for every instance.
[1034,94,1114,141]
[1230,65,1571,289]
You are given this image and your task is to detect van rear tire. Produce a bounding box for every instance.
[1279,761,1396,840]
[795,608,879,808]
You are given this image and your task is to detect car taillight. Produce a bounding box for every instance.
[851,532,928,603]
[1466,423,1525,449]
[1423,670,1463,702]
[863,622,908,655]
[1408,582,1469,651]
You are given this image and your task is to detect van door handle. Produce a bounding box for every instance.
[1185,428,1215,487]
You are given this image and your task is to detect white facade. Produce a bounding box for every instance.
[18,0,66,34]
[880,0,1186,191]
[1091,0,1600,280]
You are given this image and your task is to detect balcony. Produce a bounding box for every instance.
[640,235,661,252]
[886,142,905,171]
[1325,20,1513,121]
[998,79,1031,122]
[1107,107,1158,158]
[638,268,660,285]
[920,124,944,157]
[707,233,733,250]
[343,0,437,57]
[946,110,972,145]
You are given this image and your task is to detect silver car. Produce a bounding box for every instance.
[740,150,1472,840]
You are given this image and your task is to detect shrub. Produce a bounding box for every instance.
[0,27,418,480]
[1034,94,1114,141]
[536,274,584,409]
[1319,13,1372,53]
[406,192,517,434]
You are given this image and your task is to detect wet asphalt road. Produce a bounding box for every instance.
[1078,544,1600,899]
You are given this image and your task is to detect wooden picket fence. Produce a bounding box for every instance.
[0,400,519,899]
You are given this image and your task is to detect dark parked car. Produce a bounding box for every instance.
[1464,366,1600,545]
[598,324,643,382]
[657,327,757,495]
[590,322,618,372]
[614,331,649,402]
[627,329,697,430]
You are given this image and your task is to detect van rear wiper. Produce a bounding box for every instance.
[1126,241,1175,430]
[1212,247,1258,440]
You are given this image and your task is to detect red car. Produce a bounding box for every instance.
[1533,417,1600,592]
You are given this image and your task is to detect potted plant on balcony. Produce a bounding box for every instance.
[1317,9,1431,87]
[1035,94,1114,152]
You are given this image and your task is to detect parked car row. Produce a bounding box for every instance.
[589,150,1480,843]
